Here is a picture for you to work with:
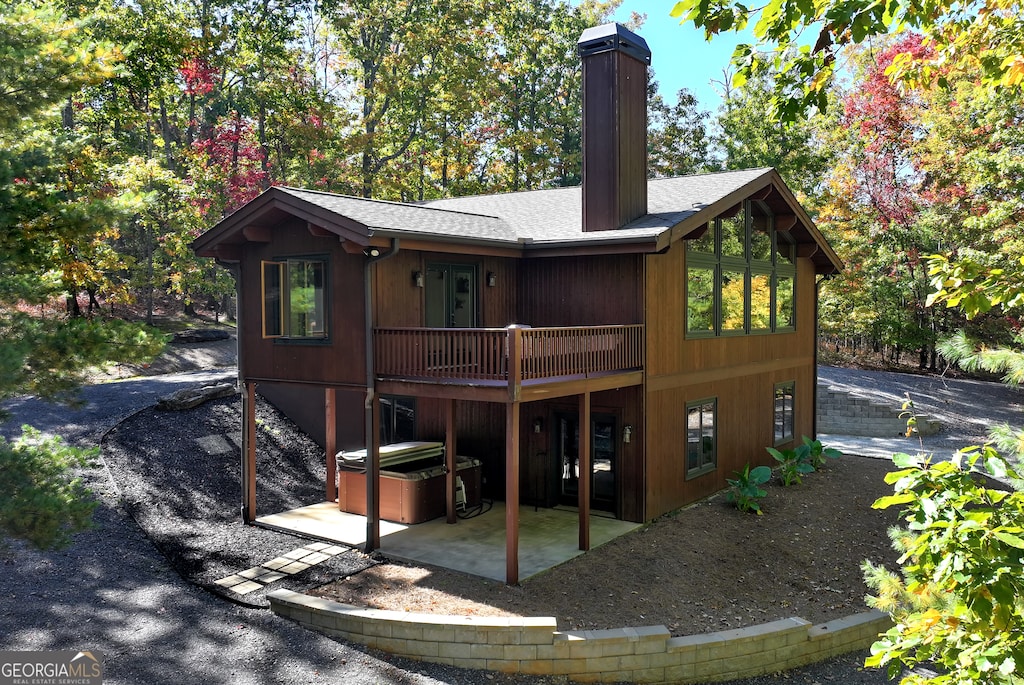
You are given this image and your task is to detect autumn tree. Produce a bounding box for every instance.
[711,70,836,202]
[0,0,164,403]
[648,86,714,177]
[670,0,1024,119]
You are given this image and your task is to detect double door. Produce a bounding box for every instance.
[554,411,617,513]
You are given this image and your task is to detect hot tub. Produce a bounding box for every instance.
[337,442,482,524]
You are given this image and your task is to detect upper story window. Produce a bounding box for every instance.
[685,199,797,337]
[262,257,328,339]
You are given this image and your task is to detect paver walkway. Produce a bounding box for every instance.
[214,542,348,595]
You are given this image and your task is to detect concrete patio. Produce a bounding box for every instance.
[256,502,641,582]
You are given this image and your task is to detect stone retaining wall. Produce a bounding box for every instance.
[268,589,890,684]
[817,384,941,438]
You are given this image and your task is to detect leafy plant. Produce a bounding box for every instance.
[726,464,772,514]
[767,446,815,486]
[800,436,842,469]
[864,448,1024,684]
[0,426,98,550]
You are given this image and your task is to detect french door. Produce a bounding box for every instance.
[554,411,617,513]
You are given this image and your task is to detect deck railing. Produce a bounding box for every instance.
[373,324,644,387]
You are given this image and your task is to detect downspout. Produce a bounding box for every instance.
[364,238,399,552]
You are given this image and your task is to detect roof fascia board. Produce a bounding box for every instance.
[192,187,373,257]
[656,170,843,274]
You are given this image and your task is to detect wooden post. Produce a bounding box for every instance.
[242,381,257,523]
[445,398,457,524]
[578,391,591,551]
[365,394,381,552]
[508,325,523,401]
[505,401,521,585]
[325,387,337,504]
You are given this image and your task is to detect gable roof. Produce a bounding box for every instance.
[192,167,842,273]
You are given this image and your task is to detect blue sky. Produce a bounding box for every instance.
[610,0,754,113]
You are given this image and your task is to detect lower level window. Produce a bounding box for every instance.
[774,381,795,444]
[686,398,717,478]
[381,396,416,444]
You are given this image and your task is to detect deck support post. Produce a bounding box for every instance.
[242,381,257,523]
[578,391,591,551]
[505,400,521,585]
[325,387,337,504]
[445,398,458,524]
[365,393,381,552]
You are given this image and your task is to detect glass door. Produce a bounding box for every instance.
[425,263,477,328]
[555,412,617,513]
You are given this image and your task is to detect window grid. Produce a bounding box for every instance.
[685,199,797,337]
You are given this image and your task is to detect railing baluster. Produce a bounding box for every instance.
[371,324,644,383]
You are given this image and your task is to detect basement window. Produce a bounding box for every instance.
[262,257,328,339]
[774,381,795,445]
[686,398,717,479]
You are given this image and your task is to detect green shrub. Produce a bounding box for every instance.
[767,446,816,485]
[726,464,772,514]
[864,447,1024,684]
[800,436,842,469]
[0,426,98,550]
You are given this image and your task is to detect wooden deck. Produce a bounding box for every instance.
[374,324,644,401]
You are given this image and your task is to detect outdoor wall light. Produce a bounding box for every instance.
[413,271,424,288]
[623,425,632,444]
[487,272,496,287]
[533,418,543,434]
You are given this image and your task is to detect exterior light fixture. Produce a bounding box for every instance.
[623,425,632,443]
[364,247,381,257]
[487,272,496,287]
[533,418,543,434]
[413,271,424,288]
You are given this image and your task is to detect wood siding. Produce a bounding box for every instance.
[517,255,643,326]
[642,242,819,519]
[374,252,517,328]
[240,219,366,386]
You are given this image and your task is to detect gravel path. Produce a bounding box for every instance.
[6,360,1010,684]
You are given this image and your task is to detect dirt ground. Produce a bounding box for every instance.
[108,329,906,637]
[312,455,903,635]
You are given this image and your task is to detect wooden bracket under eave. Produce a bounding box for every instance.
[209,244,242,261]
[750,185,774,201]
[775,214,798,232]
[796,242,820,259]
[307,223,337,238]
[242,225,272,242]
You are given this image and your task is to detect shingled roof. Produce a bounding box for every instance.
[192,167,842,273]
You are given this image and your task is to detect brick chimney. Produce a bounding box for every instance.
[577,23,651,232]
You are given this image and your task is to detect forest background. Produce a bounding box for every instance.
[2,0,1023,406]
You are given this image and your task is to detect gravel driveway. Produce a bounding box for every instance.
[6,361,1002,684]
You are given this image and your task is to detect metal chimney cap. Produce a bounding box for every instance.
[578,23,652,65]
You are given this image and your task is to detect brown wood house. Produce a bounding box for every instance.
[193,23,842,584]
